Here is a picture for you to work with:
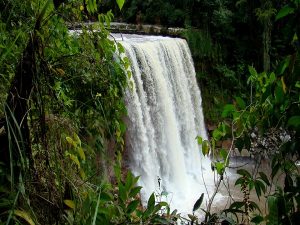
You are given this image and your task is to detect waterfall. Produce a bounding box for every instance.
[118,34,217,214]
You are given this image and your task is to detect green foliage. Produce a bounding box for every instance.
[191,3,300,224]
[275,0,300,22]
[60,167,174,225]
[235,169,268,200]
[0,0,146,224]
[211,4,300,223]
[0,0,35,117]
[0,0,183,224]
[0,0,299,224]
[197,122,231,179]
[267,195,279,225]
[182,28,220,62]
[118,0,187,27]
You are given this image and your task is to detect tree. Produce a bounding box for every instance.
[255,0,276,72]
[0,0,129,223]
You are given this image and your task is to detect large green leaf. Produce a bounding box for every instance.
[248,65,258,84]
[114,167,120,183]
[14,210,35,225]
[125,171,134,191]
[267,196,279,225]
[118,183,127,203]
[212,129,223,141]
[220,149,228,161]
[215,162,225,175]
[116,0,125,10]
[235,96,246,109]
[202,140,210,156]
[86,0,97,13]
[222,104,236,118]
[147,193,155,211]
[275,84,284,103]
[100,192,113,201]
[143,193,156,219]
[275,5,295,21]
[287,116,300,129]
[197,136,203,145]
[276,57,290,75]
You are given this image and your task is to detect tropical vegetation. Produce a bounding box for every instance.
[0,0,299,224]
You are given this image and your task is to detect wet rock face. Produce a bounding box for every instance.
[68,22,185,37]
[250,127,292,158]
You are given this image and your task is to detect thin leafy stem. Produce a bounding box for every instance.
[92,187,102,225]
[200,156,210,201]
[5,190,20,225]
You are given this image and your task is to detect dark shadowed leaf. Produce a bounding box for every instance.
[129,186,142,198]
[147,193,155,210]
[287,116,300,129]
[243,134,251,150]
[259,172,270,186]
[275,85,284,103]
[271,163,280,179]
[171,209,177,215]
[235,177,244,186]
[152,217,171,224]
[193,193,204,212]
[100,192,113,201]
[257,180,266,194]
[126,200,140,214]
[188,214,197,221]
[229,201,245,209]
[254,181,262,199]
[235,137,244,152]
[237,169,251,178]
[249,201,261,212]
[251,215,264,224]
[276,58,290,75]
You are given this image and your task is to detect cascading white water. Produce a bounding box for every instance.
[118,34,218,214]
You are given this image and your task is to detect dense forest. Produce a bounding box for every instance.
[0,0,299,224]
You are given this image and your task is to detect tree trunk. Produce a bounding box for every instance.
[263,20,271,72]
[2,0,68,180]
[4,34,36,178]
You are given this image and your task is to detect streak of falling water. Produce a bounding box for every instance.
[118,35,218,214]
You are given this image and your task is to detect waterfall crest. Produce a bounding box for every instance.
[119,35,217,213]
